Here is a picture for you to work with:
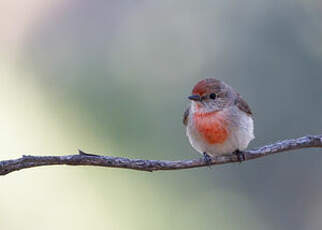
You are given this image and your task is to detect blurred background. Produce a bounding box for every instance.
[1,0,322,229]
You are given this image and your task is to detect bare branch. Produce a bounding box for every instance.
[0,135,321,176]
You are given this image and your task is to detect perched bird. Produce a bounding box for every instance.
[183,78,254,162]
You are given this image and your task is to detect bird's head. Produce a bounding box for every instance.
[188,78,234,114]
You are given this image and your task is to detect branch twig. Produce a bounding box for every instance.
[0,135,321,176]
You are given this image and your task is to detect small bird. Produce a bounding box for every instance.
[183,78,254,162]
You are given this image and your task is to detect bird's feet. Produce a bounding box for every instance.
[233,149,245,163]
[203,152,213,166]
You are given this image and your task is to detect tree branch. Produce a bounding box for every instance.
[0,135,321,176]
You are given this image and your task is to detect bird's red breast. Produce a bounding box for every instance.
[193,111,229,144]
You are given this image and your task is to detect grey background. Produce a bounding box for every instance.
[1,0,322,229]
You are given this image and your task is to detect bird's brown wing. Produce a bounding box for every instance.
[235,94,253,116]
[183,105,190,126]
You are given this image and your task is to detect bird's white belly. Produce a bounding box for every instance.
[186,108,254,156]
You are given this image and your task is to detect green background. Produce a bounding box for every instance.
[1,0,322,229]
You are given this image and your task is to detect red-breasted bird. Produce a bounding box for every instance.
[183,78,254,162]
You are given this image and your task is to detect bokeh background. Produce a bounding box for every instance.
[1,0,322,229]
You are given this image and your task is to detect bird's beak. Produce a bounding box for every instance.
[188,95,202,101]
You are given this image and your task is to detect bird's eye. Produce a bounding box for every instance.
[209,93,217,100]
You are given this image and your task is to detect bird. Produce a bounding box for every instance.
[183,78,254,163]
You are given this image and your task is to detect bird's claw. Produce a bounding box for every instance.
[233,149,245,163]
[203,152,213,166]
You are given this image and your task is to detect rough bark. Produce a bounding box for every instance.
[0,135,321,175]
